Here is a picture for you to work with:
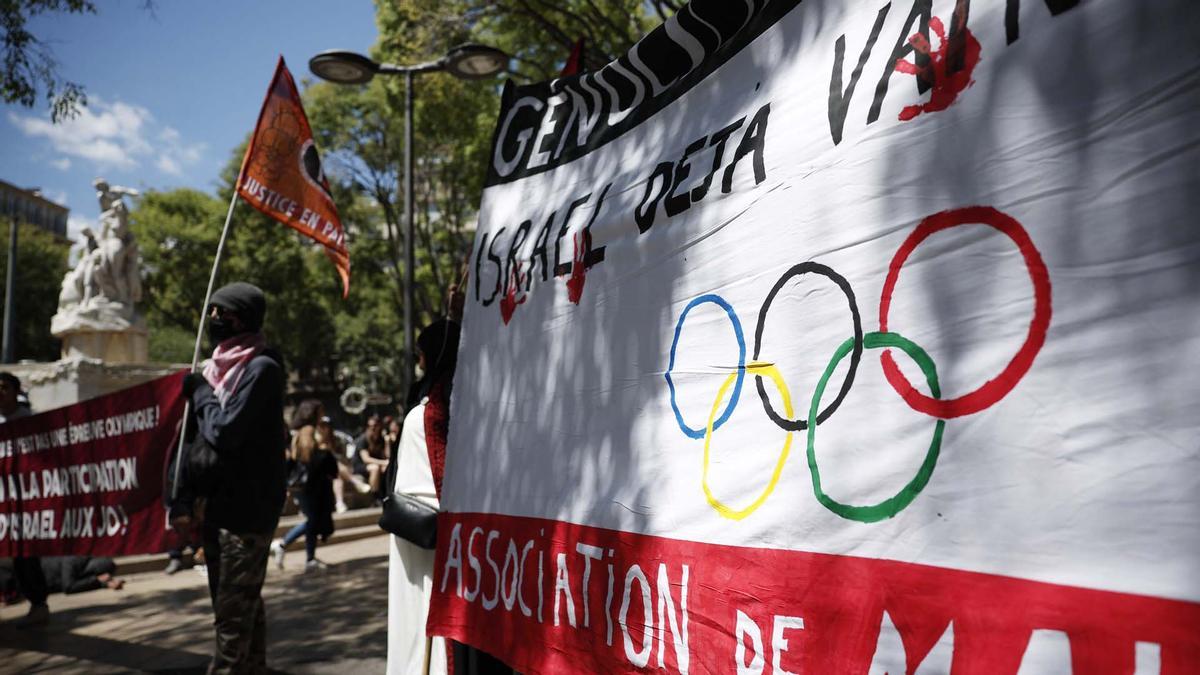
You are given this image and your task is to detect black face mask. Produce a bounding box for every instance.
[207,317,237,344]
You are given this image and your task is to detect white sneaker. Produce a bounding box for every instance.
[335,501,349,514]
[353,479,372,495]
[270,538,286,570]
[305,559,328,573]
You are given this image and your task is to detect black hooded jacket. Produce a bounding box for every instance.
[190,347,287,535]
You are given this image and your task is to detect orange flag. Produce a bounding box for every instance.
[560,37,586,77]
[237,56,350,297]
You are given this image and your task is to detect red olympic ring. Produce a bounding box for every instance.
[878,206,1052,419]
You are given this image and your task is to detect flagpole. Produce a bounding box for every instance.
[172,190,239,500]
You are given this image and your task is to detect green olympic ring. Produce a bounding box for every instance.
[806,331,945,523]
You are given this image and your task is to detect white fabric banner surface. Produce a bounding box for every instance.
[429,0,1200,672]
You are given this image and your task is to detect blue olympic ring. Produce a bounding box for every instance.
[665,294,746,439]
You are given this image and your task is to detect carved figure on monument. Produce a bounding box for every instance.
[51,179,148,363]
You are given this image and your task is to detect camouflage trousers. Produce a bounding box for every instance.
[203,526,272,674]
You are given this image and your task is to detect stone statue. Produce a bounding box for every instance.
[51,178,148,361]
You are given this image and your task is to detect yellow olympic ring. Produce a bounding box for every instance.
[702,362,795,520]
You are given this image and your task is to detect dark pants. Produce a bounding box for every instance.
[282,493,321,561]
[203,525,271,674]
[13,557,47,606]
[452,642,517,675]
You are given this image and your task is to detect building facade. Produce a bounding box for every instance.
[0,179,69,237]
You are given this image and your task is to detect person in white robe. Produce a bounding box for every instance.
[387,397,447,675]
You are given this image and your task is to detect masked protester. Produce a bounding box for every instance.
[180,282,287,674]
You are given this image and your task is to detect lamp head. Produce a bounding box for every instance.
[443,44,508,80]
[309,50,379,84]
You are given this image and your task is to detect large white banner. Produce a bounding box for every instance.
[430,0,1200,672]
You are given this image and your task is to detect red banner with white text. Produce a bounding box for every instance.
[430,512,1200,675]
[0,371,186,557]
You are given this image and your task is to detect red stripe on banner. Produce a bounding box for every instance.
[0,372,187,557]
[427,513,1200,674]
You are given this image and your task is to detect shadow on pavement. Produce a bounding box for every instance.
[0,553,389,673]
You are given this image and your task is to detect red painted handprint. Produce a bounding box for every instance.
[499,262,527,325]
[566,232,589,305]
[894,15,981,122]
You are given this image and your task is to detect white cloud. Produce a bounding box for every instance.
[7,97,205,176]
[155,125,205,176]
[156,155,182,175]
[43,189,68,207]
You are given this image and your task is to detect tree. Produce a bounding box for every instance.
[130,144,405,394]
[1,1,160,121]
[1,0,93,121]
[0,221,70,361]
[129,187,226,362]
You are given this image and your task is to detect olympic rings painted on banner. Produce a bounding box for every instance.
[753,262,863,432]
[665,206,1052,521]
[702,362,794,521]
[878,206,1052,419]
[806,331,944,523]
[665,294,746,439]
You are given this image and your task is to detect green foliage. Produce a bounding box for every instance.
[146,323,194,364]
[130,144,405,394]
[132,188,226,334]
[0,221,70,361]
[1,1,97,121]
[373,0,665,82]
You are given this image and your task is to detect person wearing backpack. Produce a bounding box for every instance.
[178,282,287,674]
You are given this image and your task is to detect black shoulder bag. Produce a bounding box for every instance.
[378,491,438,550]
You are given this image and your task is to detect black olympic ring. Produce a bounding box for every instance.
[753,262,863,432]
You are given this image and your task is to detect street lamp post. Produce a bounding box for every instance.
[1,219,16,363]
[309,44,507,403]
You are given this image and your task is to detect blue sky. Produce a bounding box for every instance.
[0,1,378,244]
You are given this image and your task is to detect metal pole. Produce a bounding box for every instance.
[172,190,238,499]
[403,69,415,403]
[2,219,16,363]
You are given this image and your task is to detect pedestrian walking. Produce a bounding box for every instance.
[272,408,339,571]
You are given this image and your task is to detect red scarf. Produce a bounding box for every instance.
[424,377,451,499]
[202,332,266,407]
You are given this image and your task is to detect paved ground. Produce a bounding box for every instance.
[0,533,391,673]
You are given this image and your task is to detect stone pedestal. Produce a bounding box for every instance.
[5,358,184,413]
[50,299,149,365]
[58,327,149,364]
